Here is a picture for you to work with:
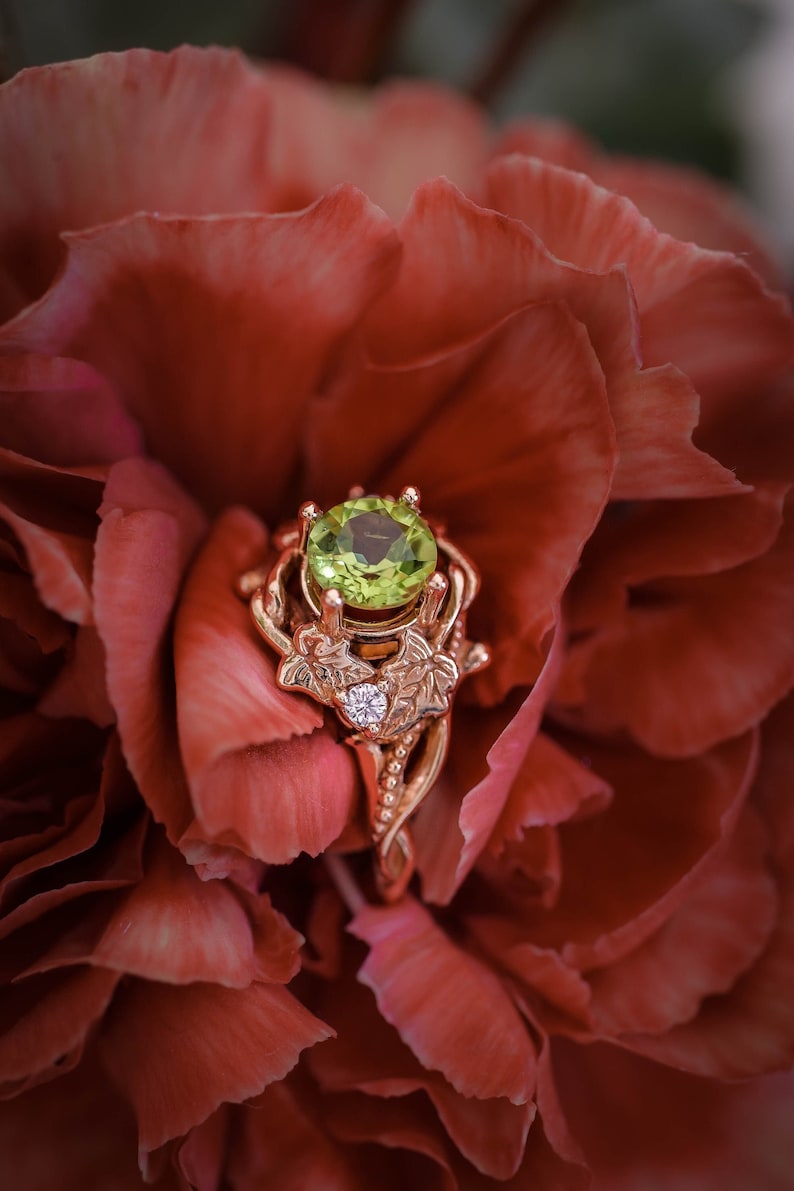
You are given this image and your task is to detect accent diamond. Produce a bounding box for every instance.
[344,682,388,728]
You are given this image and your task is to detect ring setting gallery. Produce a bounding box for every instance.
[237,486,489,901]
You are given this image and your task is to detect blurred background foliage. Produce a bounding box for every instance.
[0,0,768,183]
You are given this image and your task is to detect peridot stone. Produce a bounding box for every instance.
[307,496,437,610]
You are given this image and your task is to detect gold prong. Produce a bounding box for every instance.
[399,485,421,511]
[320,587,344,637]
[348,484,365,499]
[236,567,270,598]
[417,571,448,630]
[463,642,491,673]
[298,501,321,551]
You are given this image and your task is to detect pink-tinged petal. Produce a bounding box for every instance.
[491,118,595,172]
[416,626,564,905]
[0,965,118,1093]
[0,498,94,624]
[0,354,141,465]
[698,374,794,486]
[94,458,207,839]
[310,954,534,1180]
[176,1108,229,1191]
[349,896,536,1104]
[83,833,294,988]
[587,806,776,1038]
[38,625,114,726]
[323,1089,457,1191]
[0,1056,178,1191]
[3,193,400,519]
[364,179,739,500]
[524,732,757,968]
[466,917,592,1027]
[0,571,67,653]
[487,155,794,402]
[226,1084,359,1191]
[175,509,320,758]
[189,727,360,864]
[176,508,356,861]
[568,482,787,633]
[0,47,277,316]
[554,1039,794,1191]
[615,694,794,1079]
[100,979,333,1152]
[264,66,488,219]
[490,731,612,851]
[594,156,784,289]
[561,496,794,757]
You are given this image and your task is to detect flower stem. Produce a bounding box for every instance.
[469,0,572,106]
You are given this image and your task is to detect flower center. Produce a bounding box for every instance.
[307,496,437,610]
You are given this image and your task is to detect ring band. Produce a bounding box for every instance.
[238,486,489,900]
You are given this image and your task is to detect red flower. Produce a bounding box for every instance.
[1,47,793,1189]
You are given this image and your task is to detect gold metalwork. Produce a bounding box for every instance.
[238,485,488,900]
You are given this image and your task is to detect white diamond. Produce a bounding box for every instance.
[344,682,388,728]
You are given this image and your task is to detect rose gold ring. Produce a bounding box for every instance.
[238,485,489,901]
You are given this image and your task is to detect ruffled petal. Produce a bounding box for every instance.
[593,156,784,288]
[350,896,536,1104]
[94,458,207,839]
[415,626,564,905]
[264,66,488,218]
[486,155,794,402]
[586,806,776,1038]
[364,178,739,500]
[554,1039,794,1191]
[3,191,400,519]
[521,732,757,968]
[0,47,277,317]
[0,965,118,1093]
[100,979,333,1152]
[560,496,794,756]
[614,694,794,1078]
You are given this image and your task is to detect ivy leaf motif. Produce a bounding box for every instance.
[279,624,374,703]
[379,627,459,736]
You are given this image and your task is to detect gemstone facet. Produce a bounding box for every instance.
[344,682,388,727]
[307,496,437,610]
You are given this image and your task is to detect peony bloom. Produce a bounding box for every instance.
[0,45,793,1189]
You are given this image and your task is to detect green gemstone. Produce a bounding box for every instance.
[307,496,437,610]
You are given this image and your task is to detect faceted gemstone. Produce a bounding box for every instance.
[307,496,437,610]
[343,682,388,727]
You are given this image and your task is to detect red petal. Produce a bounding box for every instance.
[524,732,757,968]
[265,67,488,218]
[0,1056,167,1191]
[0,47,276,315]
[416,626,564,905]
[587,805,777,1038]
[613,694,794,1078]
[0,354,141,465]
[594,156,784,289]
[0,965,118,1093]
[491,117,595,171]
[561,496,794,756]
[554,1039,794,1191]
[226,1083,358,1191]
[3,192,400,519]
[100,979,333,1151]
[38,625,114,726]
[310,955,533,1180]
[350,896,536,1104]
[94,458,207,839]
[86,833,300,987]
[175,510,356,861]
[486,155,794,402]
[568,482,787,633]
[0,497,94,625]
[364,178,739,500]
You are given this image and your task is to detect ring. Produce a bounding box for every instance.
[238,485,489,901]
